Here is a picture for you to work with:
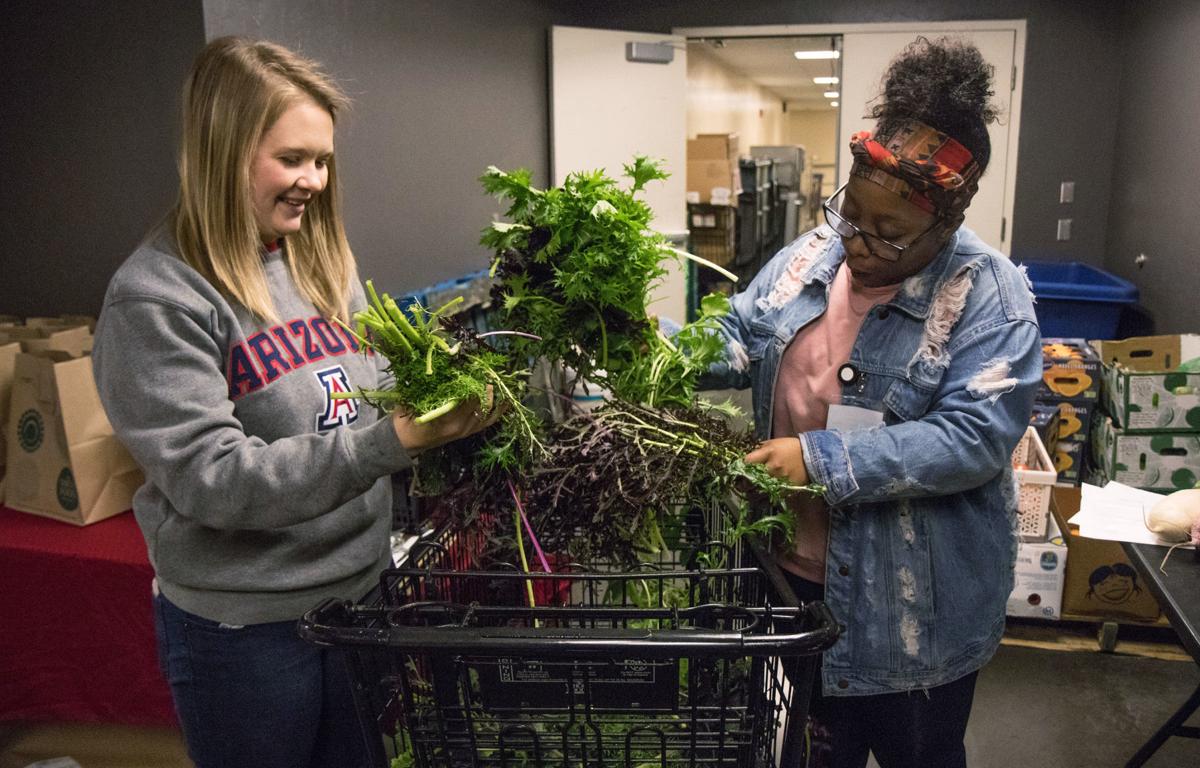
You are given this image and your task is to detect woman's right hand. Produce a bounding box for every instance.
[391,387,504,454]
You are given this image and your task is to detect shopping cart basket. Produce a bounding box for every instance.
[301,565,839,767]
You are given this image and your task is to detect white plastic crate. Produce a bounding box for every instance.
[1011,426,1057,539]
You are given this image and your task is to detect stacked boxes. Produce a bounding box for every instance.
[686,133,739,203]
[1028,402,1061,459]
[1089,334,1200,492]
[1036,339,1102,485]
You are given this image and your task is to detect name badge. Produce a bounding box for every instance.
[826,403,885,431]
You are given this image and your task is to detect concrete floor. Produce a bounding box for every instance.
[960,643,1199,768]
[3,641,1197,767]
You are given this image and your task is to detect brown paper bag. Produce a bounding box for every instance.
[24,315,97,333]
[0,324,93,357]
[4,350,143,524]
[0,342,20,498]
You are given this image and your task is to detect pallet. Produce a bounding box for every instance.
[1004,614,1187,660]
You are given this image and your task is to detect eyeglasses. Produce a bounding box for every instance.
[822,182,939,262]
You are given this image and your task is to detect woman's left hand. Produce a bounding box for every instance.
[745,437,809,485]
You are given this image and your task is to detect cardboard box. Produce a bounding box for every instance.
[1040,338,1102,402]
[1051,487,1161,622]
[0,324,92,357]
[1051,400,1093,444]
[1029,402,1062,457]
[686,160,739,201]
[1091,334,1200,432]
[1091,414,1200,492]
[688,133,739,161]
[1007,515,1067,621]
[1053,438,1087,486]
[4,350,142,525]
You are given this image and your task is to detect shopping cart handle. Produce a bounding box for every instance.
[298,598,357,645]
[299,599,840,656]
[741,600,841,653]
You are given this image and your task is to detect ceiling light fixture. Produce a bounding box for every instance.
[813,76,840,84]
[823,91,840,99]
[831,101,840,107]
[794,50,840,60]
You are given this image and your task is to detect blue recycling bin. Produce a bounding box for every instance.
[1017,261,1138,339]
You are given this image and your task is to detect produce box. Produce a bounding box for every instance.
[1007,514,1066,621]
[687,133,739,161]
[1029,402,1062,457]
[1050,487,1161,622]
[1091,414,1200,492]
[4,350,142,525]
[1052,400,1093,444]
[1039,338,1101,402]
[686,160,739,201]
[1053,438,1087,486]
[1091,334,1200,432]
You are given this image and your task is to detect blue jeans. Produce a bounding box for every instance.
[153,592,372,768]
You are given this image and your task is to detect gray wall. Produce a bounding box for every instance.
[0,1,206,317]
[564,0,1127,268]
[6,0,1193,335]
[1104,0,1200,335]
[203,0,570,296]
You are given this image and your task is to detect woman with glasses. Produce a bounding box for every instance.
[702,38,1041,768]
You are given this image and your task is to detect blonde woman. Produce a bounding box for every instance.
[93,37,492,767]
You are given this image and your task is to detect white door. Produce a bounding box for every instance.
[550,25,689,322]
[838,30,1018,253]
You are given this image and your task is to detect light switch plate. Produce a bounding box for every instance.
[1057,218,1072,241]
[1060,181,1075,204]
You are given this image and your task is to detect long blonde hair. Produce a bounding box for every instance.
[173,37,354,322]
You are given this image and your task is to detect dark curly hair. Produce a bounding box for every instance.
[869,37,1000,170]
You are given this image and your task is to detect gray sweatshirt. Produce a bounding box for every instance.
[93,229,411,625]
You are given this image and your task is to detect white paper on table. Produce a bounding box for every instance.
[1067,482,1194,547]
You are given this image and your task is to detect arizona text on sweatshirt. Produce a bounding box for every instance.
[92,229,411,625]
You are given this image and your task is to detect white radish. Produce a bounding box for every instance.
[1145,488,1200,543]
[1144,488,1200,572]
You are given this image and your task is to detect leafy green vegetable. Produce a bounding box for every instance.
[474,157,822,562]
[338,280,544,480]
[481,160,670,386]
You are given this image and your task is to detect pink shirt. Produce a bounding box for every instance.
[772,263,900,583]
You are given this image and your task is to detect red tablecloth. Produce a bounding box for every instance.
[0,505,177,727]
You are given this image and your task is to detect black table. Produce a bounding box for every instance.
[1121,542,1200,767]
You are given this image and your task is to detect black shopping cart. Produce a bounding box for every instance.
[301,560,839,768]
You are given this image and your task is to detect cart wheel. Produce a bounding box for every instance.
[1098,621,1119,653]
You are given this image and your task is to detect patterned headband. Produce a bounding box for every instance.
[848,120,983,218]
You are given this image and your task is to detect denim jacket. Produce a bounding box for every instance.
[703,225,1041,696]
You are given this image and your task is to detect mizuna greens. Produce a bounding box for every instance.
[475,157,823,563]
[481,157,736,406]
[335,281,544,479]
[344,157,822,570]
